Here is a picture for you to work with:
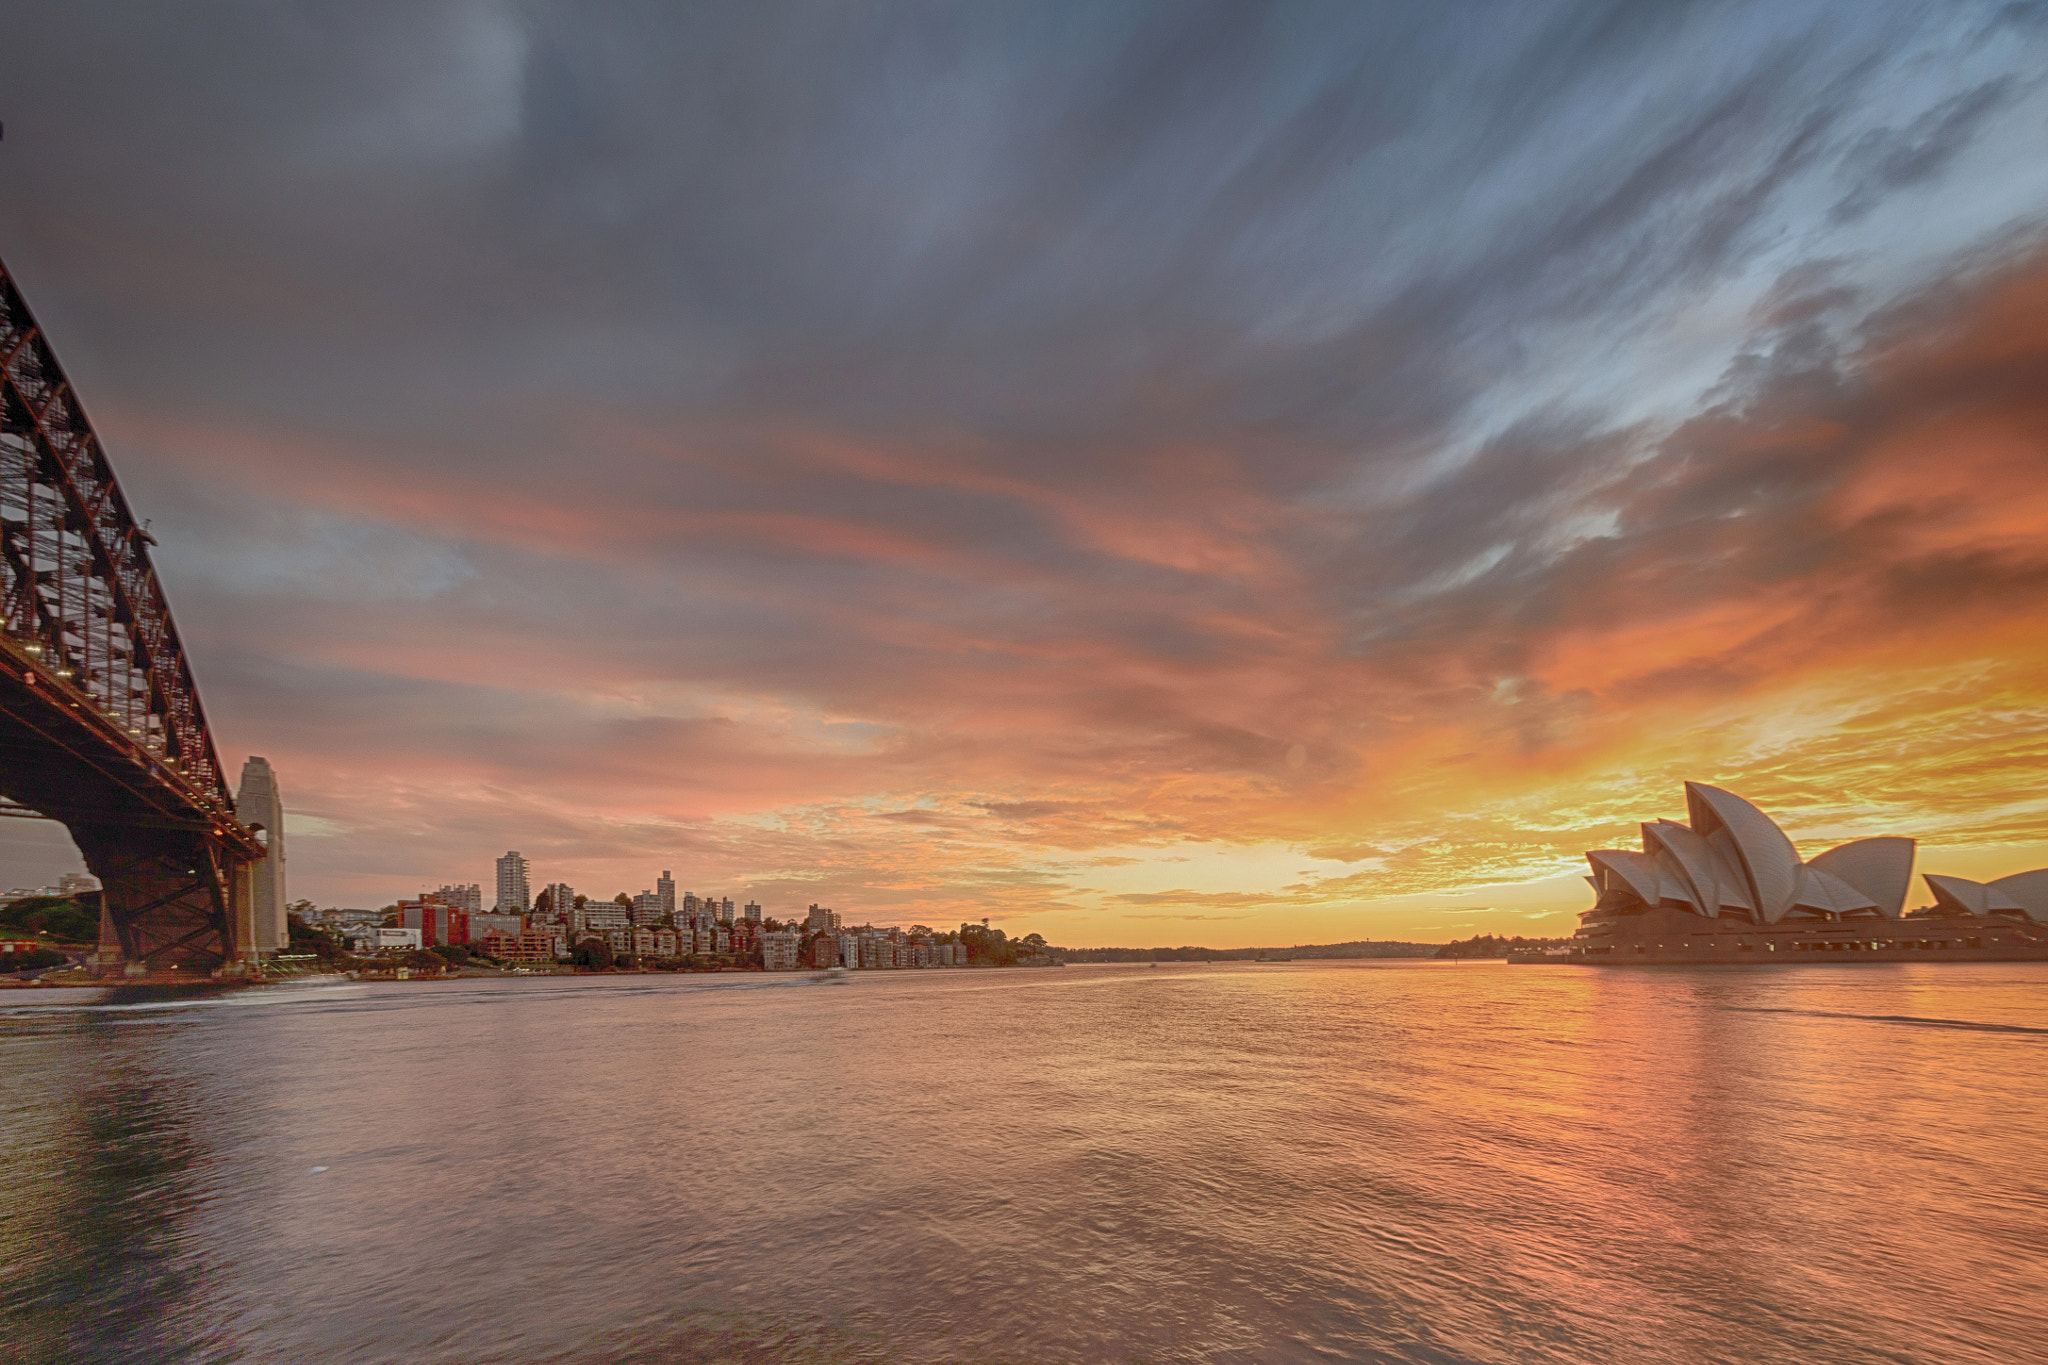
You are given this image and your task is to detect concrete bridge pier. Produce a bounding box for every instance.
[233,756,286,962]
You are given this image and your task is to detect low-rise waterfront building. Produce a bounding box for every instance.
[479,929,558,962]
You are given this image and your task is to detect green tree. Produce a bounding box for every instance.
[0,896,98,943]
[958,922,1017,966]
[5,946,68,972]
[0,900,93,945]
[286,911,345,962]
[572,937,615,970]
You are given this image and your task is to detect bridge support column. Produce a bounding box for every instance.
[73,824,239,974]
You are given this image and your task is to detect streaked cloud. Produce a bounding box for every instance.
[1,2,2044,941]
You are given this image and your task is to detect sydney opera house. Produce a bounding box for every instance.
[1569,783,2048,963]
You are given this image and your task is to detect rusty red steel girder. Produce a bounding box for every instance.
[0,250,263,970]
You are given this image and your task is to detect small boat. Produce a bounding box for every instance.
[815,965,851,984]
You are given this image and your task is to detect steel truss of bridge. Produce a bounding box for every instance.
[0,250,268,972]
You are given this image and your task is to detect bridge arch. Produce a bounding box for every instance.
[0,252,268,972]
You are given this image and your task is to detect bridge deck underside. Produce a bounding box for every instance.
[0,660,240,969]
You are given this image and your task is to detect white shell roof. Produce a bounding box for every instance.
[1808,837,1915,918]
[1989,869,2048,922]
[1926,873,2026,916]
[1685,783,1801,921]
[1641,820,1718,916]
[1791,865,1881,915]
[1588,850,1661,906]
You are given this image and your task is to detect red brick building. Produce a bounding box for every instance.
[398,896,469,947]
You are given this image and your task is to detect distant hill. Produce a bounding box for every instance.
[1057,940,1440,962]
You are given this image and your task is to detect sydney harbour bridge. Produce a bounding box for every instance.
[0,251,284,974]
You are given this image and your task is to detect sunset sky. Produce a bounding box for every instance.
[3,2,2046,944]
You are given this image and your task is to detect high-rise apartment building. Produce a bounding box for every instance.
[435,883,483,914]
[719,897,735,920]
[657,871,675,920]
[540,882,574,921]
[805,904,841,934]
[631,892,663,927]
[495,851,532,913]
[743,901,762,922]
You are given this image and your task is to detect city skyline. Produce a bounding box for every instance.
[2,3,2046,946]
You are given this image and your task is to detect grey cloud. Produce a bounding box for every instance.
[3,0,2046,899]
[1832,76,2021,222]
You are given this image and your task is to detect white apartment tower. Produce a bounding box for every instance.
[495,851,532,913]
[436,883,483,914]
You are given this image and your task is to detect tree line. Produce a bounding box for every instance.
[1432,934,1574,959]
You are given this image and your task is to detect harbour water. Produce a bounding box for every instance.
[3,961,2045,1364]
